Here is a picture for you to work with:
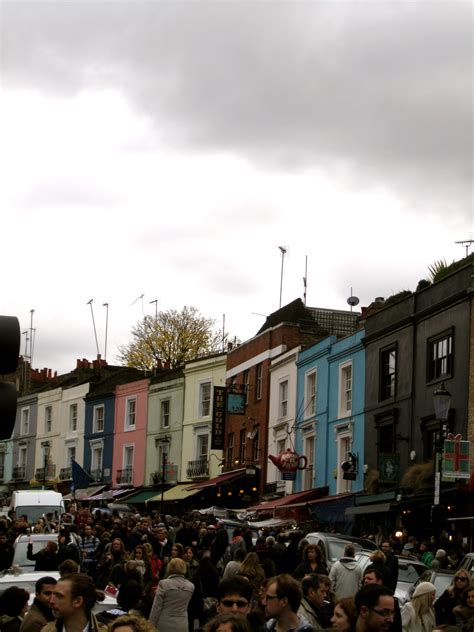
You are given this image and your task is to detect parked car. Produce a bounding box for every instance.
[13,534,60,572]
[0,570,115,613]
[403,568,456,606]
[355,550,427,604]
[305,532,378,569]
[458,552,474,578]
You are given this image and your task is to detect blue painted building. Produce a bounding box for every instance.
[295,329,365,496]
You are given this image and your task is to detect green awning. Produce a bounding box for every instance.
[118,488,161,504]
[149,484,199,503]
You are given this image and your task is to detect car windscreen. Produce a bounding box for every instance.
[15,506,62,524]
[398,562,425,584]
[13,538,57,569]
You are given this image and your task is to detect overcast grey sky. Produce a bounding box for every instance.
[1,1,472,373]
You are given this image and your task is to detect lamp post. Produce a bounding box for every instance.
[433,383,451,506]
[41,441,50,490]
[159,436,170,518]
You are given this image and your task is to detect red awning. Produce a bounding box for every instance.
[247,488,327,512]
[188,468,247,490]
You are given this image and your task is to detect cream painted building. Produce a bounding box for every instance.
[58,383,90,482]
[267,346,300,495]
[146,369,185,487]
[181,353,226,483]
[34,387,63,485]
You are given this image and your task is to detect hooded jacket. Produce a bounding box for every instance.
[328,557,363,599]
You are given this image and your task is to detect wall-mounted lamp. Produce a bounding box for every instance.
[410,450,417,462]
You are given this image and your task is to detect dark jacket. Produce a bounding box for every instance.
[26,544,58,572]
[19,598,54,632]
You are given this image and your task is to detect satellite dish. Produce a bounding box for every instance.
[347,296,360,307]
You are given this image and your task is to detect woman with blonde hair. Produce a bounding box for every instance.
[401,582,437,632]
[435,570,471,625]
[108,614,156,632]
[149,557,194,632]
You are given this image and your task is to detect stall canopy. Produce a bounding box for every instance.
[63,485,107,501]
[308,493,355,534]
[188,468,247,490]
[119,489,163,505]
[247,488,327,513]
[149,484,200,502]
[83,487,134,501]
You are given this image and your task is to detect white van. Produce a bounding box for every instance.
[10,490,65,524]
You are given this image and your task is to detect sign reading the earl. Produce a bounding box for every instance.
[211,386,226,450]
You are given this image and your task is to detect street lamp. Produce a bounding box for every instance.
[433,383,451,506]
[41,441,51,490]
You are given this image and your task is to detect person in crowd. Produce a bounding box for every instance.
[96,538,128,589]
[331,597,357,632]
[57,529,82,566]
[362,568,402,632]
[227,529,247,563]
[0,531,14,571]
[80,524,100,576]
[142,542,161,587]
[254,540,277,579]
[354,584,395,632]
[294,544,327,580]
[297,573,333,629]
[280,531,304,575]
[222,547,246,581]
[131,544,153,590]
[154,526,173,564]
[19,576,57,632]
[379,541,399,592]
[367,551,392,587]
[265,536,285,575]
[419,542,434,568]
[210,521,230,567]
[43,573,106,632]
[190,555,222,627]
[149,557,194,632]
[203,613,252,632]
[107,613,156,632]
[453,584,474,632]
[431,550,448,570]
[26,540,59,572]
[183,544,199,578]
[401,582,436,632]
[175,515,199,548]
[329,544,363,600]
[435,570,471,625]
[262,573,316,632]
[0,587,30,632]
[445,550,461,572]
[59,559,80,577]
[237,552,265,599]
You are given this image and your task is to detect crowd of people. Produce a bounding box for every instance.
[0,506,472,632]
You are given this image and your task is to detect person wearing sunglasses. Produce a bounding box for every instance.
[354,584,395,632]
[435,571,471,626]
[401,582,436,632]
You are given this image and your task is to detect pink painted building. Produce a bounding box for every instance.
[112,378,150,488]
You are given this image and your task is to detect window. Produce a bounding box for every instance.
[279,380,289,418]
[256,364,263,400]
[20,408,30,435]
[69,404,78,432]
[239,429,246,464]
[378,423,395,455]
[305,371,317,418]
[45,406,52,433]
[197,433,209,459]
[243,370,250,404]
[199,382,211,417]
[91,444,103,479]
[304,435,315,490]
[123,445,134,482]
[66,445,76,466]
[428,332,453,381]
[252,430,259,462]
[18,446,27,468]
[93,405,105,433]
[161,400,170,429]
[125,398,136,430]
[336,429,352,494]
[380,347,396,400]
[338,363,352,417]
[226,433,234,467]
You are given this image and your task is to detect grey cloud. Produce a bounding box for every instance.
[2,1,472,216]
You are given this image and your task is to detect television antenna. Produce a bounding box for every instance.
[86,299,100,356]
[455,239,474,257]
[278,246,288,308]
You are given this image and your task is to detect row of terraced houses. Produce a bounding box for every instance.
[1,256,474,541]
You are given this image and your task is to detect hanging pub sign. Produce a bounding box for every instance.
[226,392,246,414]
[378,453,400,484]
[268,448,308,481]
[211,386,226,450]
[443,434,470,479]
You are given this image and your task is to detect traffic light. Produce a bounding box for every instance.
[0,315,20,440]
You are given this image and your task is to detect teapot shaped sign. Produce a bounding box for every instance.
[268,448,308,481]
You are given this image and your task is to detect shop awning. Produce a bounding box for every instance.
[118,489,162,504]
[247,488,327,513]
[188,468,247,490]
[345,502,392,516]
[63,485,107,501]
[83,487,135,501]
[148,484,200,502]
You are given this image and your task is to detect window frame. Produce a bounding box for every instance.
[427,329,454,383]
[304,434,315,490]
[69,403,78,432]
[93,405,105,434]
[338,362,353,418]
[279,379,289,419]
[336,426,352,494]
[226,433,234,467]
[256,363,263,400]
[379,345,397,401]
[199,381,212,418]
[125,397,137,431]
[304,370,317,419]
[45,405,53,433]
[20,407,30,436]
[161,400,170,429]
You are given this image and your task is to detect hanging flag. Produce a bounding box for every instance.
[71,459,94,490]
[443,439,470,479]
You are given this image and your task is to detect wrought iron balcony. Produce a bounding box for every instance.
[59,467,72,480]
[186,456,209,479]
[91,468,103,482]
[12,465,26,480]
[35,464,56,481]
[116,467,133,484]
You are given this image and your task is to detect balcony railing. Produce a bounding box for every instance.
[13,465,26,480]
[186,456,209,479]
[59,467,72,480]
[35,464,56,481]
[91,468,103,482]
[116,467,133,485]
